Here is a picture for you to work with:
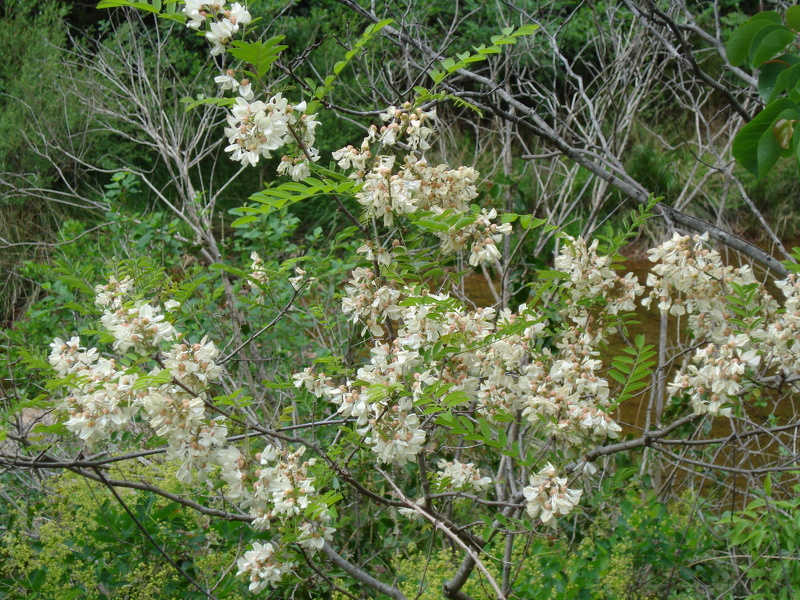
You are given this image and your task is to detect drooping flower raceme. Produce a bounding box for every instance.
[523,463,583,528]
[224,94,292,167]
[236,542,294,593]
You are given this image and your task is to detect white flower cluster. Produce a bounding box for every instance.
[183,1,252,55]
[643,232,759,317]
[49,278,339,591]
[332,105,512,267]
[247,445,334,541]
[94,276,133,309]
[519,349,622,444]
[215,69,254,101]
[224,93,287,167]
[378,104,436,150]
[250,251,269,286]
[223,93,320,176]
[353,154,481,227]
[434,207,513,267]
[296,272,628,467]
[236,541,293,593]
[49,283,229,476]
[49,338,133,445]
[232,445,335,590]
[340,267,402,337]
[642,232,787,416]
[162,338,223,389]
[667,337,761,417]
[556,236,644,340]
[99,302,178,354]
[433,459,492,493]
[522,463,582,528]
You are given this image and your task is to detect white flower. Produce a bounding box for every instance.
[297,516,335,550]
[236,542,292,592]
[250,251,269,285]
[206,18,236,55]
[224,95,292,166]
[522,463,582,528]
[228,2,252,26]
[288,266,306,290]
[434,459,492,492]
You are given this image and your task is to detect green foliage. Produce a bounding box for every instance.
[0,464,253,599]
[712,482,800,599]
[235,176,361,225]
[384,486,721,600]
[729,8,800,179]
[228,36,289,81]
[307,18,394,113]
[413,24,538,111]
[97,0,184,22]
[608,335,657,407]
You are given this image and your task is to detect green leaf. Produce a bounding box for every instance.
[608,370,627,384]
[750,24,796,67]
[788,5,800,32]
[758,107,797,172]
[479,418,492,441]
[758,57,793,102]
[727,14,781,67]
[231,215,258,227]
[57,274,95,296]
[733,98,799,178]
[131,1,159,13]
[227,37,288,78]
[415,218,451,232]
[97,0,133,7]
[180,95,235,111]
[612,467,638,488]
[519,215,547,230]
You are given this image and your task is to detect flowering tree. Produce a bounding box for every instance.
[3,1,800,598]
